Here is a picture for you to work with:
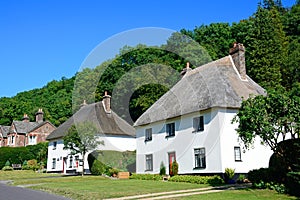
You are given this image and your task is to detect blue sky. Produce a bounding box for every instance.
[0,0,295,98]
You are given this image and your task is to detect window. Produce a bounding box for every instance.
[52,158,56,169]
[53,141,57,150]
[234,147,242,161]
[29,135,36,145]
[11,135,15,145]
[145,154,153,171]
[166,123,175,137]
[193,116,204,132]
[69,156,73,168]
[194,148,206,169]
[145,128,152,142]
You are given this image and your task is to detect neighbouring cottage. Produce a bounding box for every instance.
[134,43,273,176]
[4,109,56,147]
[46,92,136,174]
[0,125,10,147]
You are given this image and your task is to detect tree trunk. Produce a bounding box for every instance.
[82,151,85,177]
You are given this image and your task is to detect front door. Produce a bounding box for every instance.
[63,157,67,174]
[168,152,176,175]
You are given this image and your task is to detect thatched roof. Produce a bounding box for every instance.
[46,101,135,140]
[134,56,265,127]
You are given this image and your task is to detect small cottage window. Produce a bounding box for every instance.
[234,147,242,161]
[11,135,15,145]
[145,154,153,171]
[29,135,37,145]
[166,123,175,137]
[69,156,73,168]
[145,128,152,142]
[193,116,204,132]
[53,141,57,150]
[52,158,56,169]
[194,148,206,169]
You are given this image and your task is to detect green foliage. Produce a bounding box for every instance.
[253,180,286,194]
[63,122,104,176]
[0,143,48,169]
[90,159,107,175]
[248,168,272,184]
[224,168,235,182]
[233,89,300,152]
[159,162,166,176]
[237,174,246,183]
[129,173,162,181]
[171,161,179,176]
[2,166,14,171]
[108,168,120,177]
[5,160,11,167]
[169,175,224,186]
[88,150,136,173]
[286,172,300,197]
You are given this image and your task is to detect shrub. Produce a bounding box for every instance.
[159,162,166,176]
[108,168,120,177]
[129,173,162,181]
[224,168,235,183]
[237,174,246,183]
[248,168,271,184]
[90,160,107,175]
[169,175,224,186]
[286,172,300,197]
[2,166,13,171]
[4,160,11,167]
[171,161,178,176]
[23,159,39,171]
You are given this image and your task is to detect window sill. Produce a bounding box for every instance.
[192,130,204,133]
[235,160,242,162]
[165,135,175,139]
[144,139,152,142]
[145,170,153,172]
[193,167,206,170]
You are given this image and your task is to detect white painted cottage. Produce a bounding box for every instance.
[46,93,136,174]
[134,43,272,175]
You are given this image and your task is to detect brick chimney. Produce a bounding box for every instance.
[22,114,29,123]
[102,91,111,113]
[180,62,192,78]
[229,43,246,80]
[35,108,44,123]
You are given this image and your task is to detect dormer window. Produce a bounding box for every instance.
[145,128,152,142]
[193,116,204,132]
[166,123,175,138]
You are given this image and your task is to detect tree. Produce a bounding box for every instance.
[233,89,300,153]
[246,6,288,89]
[63,121,104,176]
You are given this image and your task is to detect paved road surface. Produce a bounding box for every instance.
[0,182,70,200]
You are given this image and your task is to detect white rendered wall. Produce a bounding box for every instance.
[136,108,273,175]
[219,108,272,173]
[136,109,224,174]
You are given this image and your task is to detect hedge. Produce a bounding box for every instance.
[129,173,162,181]
[169,175,224,186]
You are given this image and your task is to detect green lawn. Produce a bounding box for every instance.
[0,171,297,200]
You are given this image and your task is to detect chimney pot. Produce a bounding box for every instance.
[230,43,246,80]
[22,114,29,122]
[180,62,192,78]
[103,91,111,113]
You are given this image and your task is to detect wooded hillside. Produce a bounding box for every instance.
[0,1,299,126]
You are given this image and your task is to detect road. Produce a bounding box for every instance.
[0,181,70,200]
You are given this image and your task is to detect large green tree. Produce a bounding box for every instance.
[63,121,104,176]
[233,88,300,153]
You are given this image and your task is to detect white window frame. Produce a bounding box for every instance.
[145,154,153,171]
[166,123,175,137]
[145,128,152,142]
[194,148,206,169]
[234,146,242,161]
